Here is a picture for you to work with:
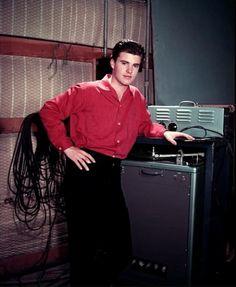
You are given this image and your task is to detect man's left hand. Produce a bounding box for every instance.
[163,131,195,146]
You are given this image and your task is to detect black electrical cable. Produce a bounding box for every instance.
[179,125,224,138]
[8,112,66,228]
[7,112,67,284]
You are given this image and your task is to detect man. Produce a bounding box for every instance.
[40,39,194,286]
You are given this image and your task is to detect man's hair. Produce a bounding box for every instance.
[111,39,145,63]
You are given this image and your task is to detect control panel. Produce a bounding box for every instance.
[148,103,225,138]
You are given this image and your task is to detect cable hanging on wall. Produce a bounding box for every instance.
[48,43,72,80]
[8,112,66,230]
[6,112,67,281]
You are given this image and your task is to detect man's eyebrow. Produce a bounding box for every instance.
[120,59,140,65]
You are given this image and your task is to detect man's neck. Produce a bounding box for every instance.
[109,76,128,101]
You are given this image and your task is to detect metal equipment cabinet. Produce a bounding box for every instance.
[121,160,204,285]
[120,137,233,286]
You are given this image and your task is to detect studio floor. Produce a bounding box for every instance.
[0,256,235,287]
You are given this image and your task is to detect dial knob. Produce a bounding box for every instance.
[168,122,177,131]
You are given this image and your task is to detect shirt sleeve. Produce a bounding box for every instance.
[136,92,167,138]
[138,116,167,138]
[145,121,167,137]
[39,84,84,151]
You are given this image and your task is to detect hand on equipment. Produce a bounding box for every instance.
[163,131,195,146]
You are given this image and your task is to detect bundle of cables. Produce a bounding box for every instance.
[7,112,67,281]
[8,112,66,229]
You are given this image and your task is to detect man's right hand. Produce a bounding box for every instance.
[64,146,96,171]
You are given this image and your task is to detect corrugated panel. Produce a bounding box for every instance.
[0,0,147,48]
[0,55,93,117]
[123,0,147,46]
[0,134,16,203]
[107,0,125,46]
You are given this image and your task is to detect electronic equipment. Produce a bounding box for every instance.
[119,137,232,286]
[148,102,235,138]
[121,159,204,286]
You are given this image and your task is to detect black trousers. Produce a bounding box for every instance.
[62,149,132,286]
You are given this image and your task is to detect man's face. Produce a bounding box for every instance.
[110,52,142,86]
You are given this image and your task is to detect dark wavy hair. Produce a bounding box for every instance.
[111,39,145,67]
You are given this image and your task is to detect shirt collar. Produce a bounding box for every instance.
[97,74,112,91]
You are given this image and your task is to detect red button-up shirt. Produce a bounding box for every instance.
[40,75,166,159]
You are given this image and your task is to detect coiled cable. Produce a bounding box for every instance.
[7,112,67,282]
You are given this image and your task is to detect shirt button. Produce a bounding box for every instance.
[112,154,116,158]
[116,139,120,144]
[117,122,121,126]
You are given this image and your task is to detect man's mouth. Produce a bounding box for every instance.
[124,75,132,79]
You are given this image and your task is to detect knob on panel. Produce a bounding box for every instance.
[168,122,177,131]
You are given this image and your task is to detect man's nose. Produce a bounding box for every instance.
[127,65,133,73]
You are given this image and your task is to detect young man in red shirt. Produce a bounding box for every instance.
[40,39,194,286]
